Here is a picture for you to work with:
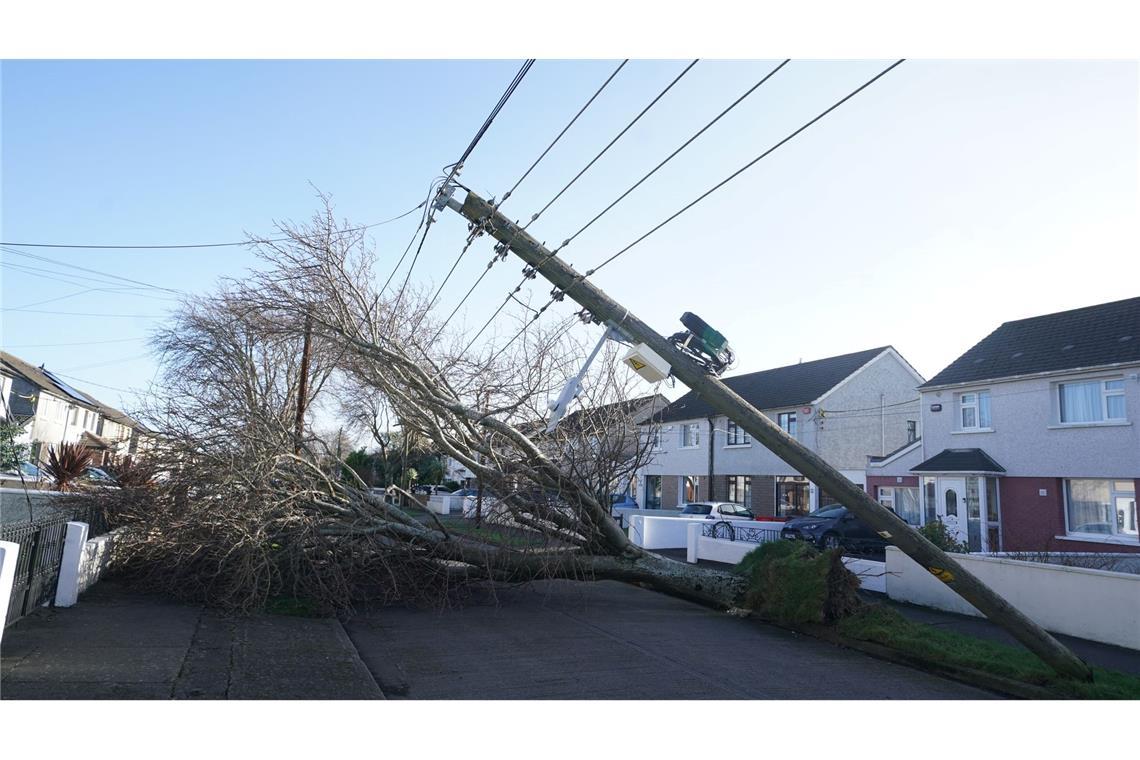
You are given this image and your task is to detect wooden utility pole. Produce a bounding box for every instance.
[449,189,1091,681]
[293,313,313,455]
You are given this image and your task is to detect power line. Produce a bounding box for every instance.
[58,352,153,373]
[394,61,535,322]
[0,262,183,301]
[554,59,790,255]
[438,59,536,192]
[0,201,427,250]
[422,60,627,319]
[444,61,905,377]
[496,59,628,211]
[4,308,166,318]
[525,59,699,230]
[434,61,699,350]
[1,336,146,349]
[579,60,906,279]
[2,246,183,294]
[48,371,137,394]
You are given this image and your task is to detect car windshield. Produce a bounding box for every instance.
[808,506,847,519]
[680,504,712,515]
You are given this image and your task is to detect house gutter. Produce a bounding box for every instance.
[707,416,716,501]
[919,360,1140,393]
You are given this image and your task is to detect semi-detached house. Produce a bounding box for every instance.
[867,297,1140,554]
[637,346,924,515]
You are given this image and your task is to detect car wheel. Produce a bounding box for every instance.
[821,533,842,550]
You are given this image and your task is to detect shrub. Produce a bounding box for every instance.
[918,520,968,553]
[735,540,862,625]
[43,442,93,492]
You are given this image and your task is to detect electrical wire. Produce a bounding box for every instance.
[525,59,699,231]
[421,60,627,320]
[2,246,183,294]
[0,201,427,250]
[580,60,906,280]
[432,60,699,350]
[554,59,790,255]
[496,59,628,211]
[1,336,146,349]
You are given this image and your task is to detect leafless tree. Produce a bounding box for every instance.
[96,199,762,612]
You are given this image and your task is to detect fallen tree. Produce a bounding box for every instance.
[97,199,770,614]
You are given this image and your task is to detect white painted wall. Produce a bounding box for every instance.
[0,540,20,640]
[885,546,1140,650]
[628,514,707,549]
[682,523,887,591]
[77,530,117,595]
[54,521,89,607]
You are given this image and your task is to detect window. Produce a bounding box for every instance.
[1064,479,1137,538]
[644,475,662,509]
[69,407,79,425]
[680,423,700,448]
[683,476,700,503]
[777,412,797,437]
[725,420,750,446]
[1058,378,1126,424]
[879,486,920,526]
[775,475,809,516]
[906,420,917,443]
[726,475,751,507]
[959,391,991,429]
[648,427,661,449]
[924,477,937,524]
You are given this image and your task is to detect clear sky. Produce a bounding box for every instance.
[2,59,1137,418]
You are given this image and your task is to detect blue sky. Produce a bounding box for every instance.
[2,59,1137,419]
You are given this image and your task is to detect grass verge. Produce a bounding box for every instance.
[837,603,1140,699]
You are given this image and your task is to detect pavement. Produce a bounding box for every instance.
[15,571,1137,699]
[1,577,997,700]
[0,582,382,699]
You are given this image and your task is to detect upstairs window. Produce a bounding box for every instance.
[906,420,917,443]
[777,412,797,437]
[680,423,700,448]
[959,391,991,429]
[725,420,750,446]
[1058,378,1126,424]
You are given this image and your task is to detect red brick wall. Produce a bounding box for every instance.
[867,475,919,500]
[999,476,1140,553]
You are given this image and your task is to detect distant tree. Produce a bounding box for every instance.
[0,420,29,470]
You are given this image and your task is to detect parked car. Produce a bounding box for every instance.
[412,484,452,495]
[610,493,638,509]
[678,501,755,520]
[780,505,885,552]
[0,462,44,482]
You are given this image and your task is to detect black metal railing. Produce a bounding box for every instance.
[701,521,782,545]
[1,514,70,627]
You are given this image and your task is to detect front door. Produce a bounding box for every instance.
[937,477,968,546]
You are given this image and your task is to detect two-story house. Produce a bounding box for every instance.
[638,346,924,515]
[1,350,148,468]
[867,297,1140,553]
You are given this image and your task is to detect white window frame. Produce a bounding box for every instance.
[1055,377,1126,425]
[725,419,751,447]
[1062,478,1138,542]
[647,427,661,450]
[958,390,991,431]
[680,422,700,449]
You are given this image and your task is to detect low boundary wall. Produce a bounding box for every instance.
[885,546,1140,650]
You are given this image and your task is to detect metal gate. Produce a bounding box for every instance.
[2,515,71,627]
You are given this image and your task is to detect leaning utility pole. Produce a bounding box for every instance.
[446,188,1091,681]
